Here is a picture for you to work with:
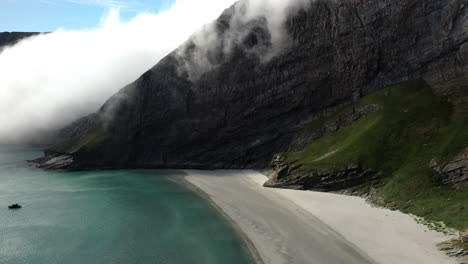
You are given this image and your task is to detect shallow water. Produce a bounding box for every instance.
[0,146,254,264]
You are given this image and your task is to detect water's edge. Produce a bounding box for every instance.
[1,146,257,264]
[169,171,264,264]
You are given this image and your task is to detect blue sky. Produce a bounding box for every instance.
[0,0,174,32]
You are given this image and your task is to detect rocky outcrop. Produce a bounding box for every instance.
[264,103,382,191]
[431,147,468,188]
[286,104,380,152]
[0,32,39,50]
[438,237,468,264]
[33,154,74,171]
[38,0,468,171]
[461,230,468,243]
[264,154,382,191]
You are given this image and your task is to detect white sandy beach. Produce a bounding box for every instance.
[184,170,457,264]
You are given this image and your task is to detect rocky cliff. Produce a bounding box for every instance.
[38,0,468,171]
[0,32,39,50]
[431,147,468,189]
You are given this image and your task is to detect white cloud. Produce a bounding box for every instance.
[176,0,311,81]
[0,0,237,143]
[0,0,311,144]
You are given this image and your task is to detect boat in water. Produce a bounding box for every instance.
[8,203,22,209]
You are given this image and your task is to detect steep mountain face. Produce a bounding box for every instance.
[0,32,39,50]
[38,0,468,171]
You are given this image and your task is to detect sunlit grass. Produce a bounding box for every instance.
[280,80,468,230]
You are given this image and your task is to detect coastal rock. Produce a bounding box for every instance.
[264,154,382,191]
[461,230,468,243]
[432,147,468,188]
[38,0,468,171]
[34,154,74,171]
[438,238,468,264]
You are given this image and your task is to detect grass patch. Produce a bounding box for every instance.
[280,79,468,230]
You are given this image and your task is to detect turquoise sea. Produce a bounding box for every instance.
[0,146,254,264]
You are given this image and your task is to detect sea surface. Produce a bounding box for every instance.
[0,146,254,264]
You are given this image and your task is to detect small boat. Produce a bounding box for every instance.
[8,203,22,209]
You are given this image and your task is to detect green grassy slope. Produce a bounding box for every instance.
[53,132,110,154]
[280,80,468,230]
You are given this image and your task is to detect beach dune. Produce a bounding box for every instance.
[184,170,457,264]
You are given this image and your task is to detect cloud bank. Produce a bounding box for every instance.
[0,0,236,144]
[0,0,311,144]
[176,0,310,80]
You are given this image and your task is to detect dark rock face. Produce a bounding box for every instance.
[432,148,468,189]
[34,154,74,171]
[39,0,468,171]
[264,154,382,191]
[0,32,39,50]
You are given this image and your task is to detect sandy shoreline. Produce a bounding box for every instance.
[183,170,457,264]
[177,173,265,264]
